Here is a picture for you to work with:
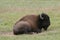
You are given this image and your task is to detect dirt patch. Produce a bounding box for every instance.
[0,31,14,36]
[0,28,59,36]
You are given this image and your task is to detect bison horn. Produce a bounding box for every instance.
[40,14,44,20]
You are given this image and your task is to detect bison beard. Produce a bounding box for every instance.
[13,13,50,35]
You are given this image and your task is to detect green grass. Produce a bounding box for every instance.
[0,0,60,40]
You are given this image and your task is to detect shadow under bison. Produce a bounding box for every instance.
[13,13,50,35]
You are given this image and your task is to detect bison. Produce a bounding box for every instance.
[13,13,50,35]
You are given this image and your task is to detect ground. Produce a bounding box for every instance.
[0,0,60,40]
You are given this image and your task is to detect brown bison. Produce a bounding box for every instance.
[13,13,50,35]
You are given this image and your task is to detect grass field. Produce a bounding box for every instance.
[0,0,60,40]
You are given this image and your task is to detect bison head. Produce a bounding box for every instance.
[37,13,50,31]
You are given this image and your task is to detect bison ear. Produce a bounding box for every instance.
[40,14,44,20]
